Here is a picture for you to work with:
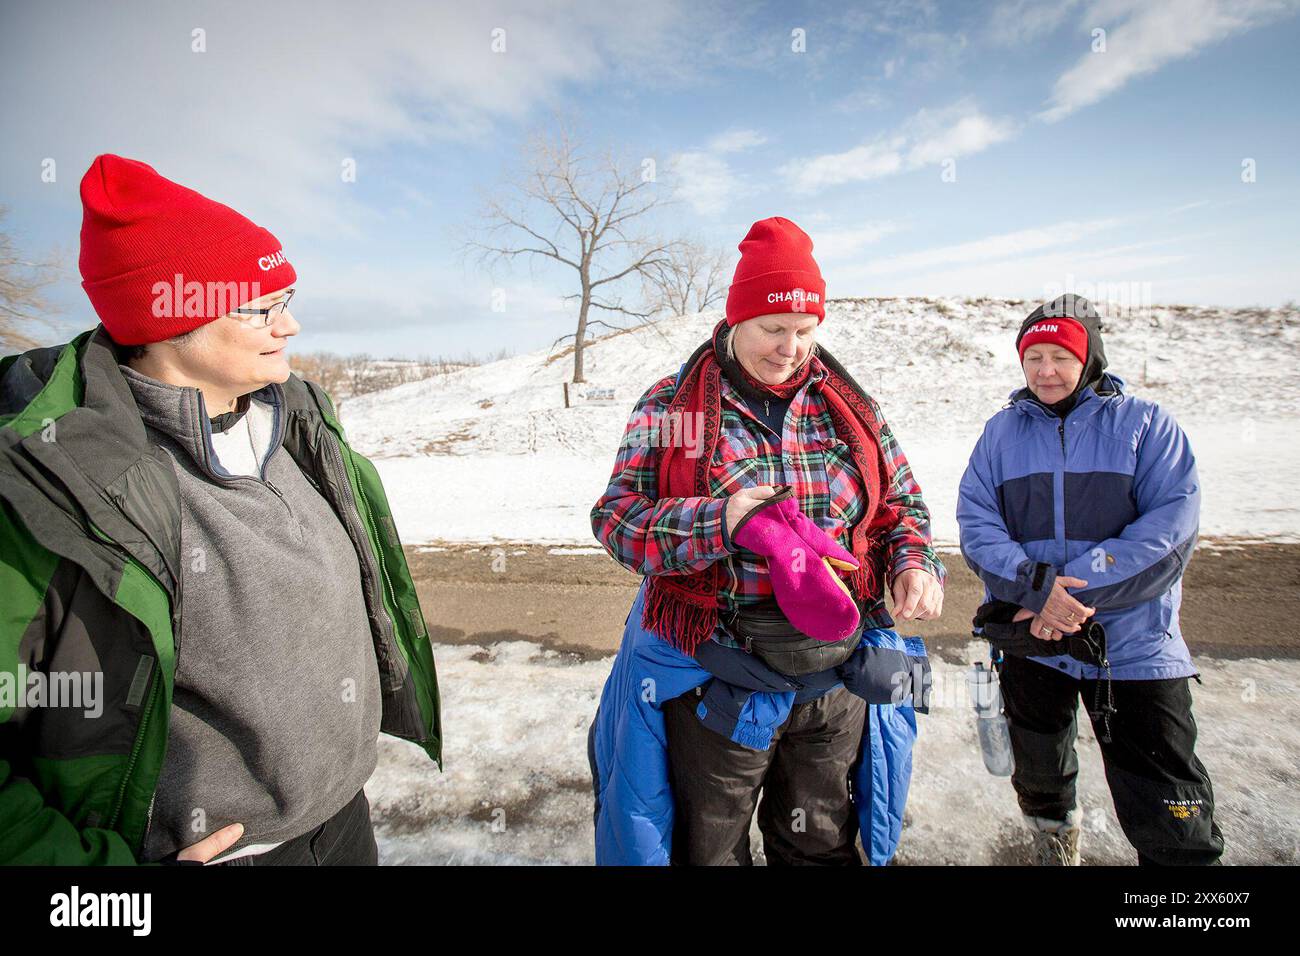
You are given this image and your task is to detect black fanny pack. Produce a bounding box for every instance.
[972,600,1107,666]
[723,600,864,676]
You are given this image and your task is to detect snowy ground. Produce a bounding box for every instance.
[368,640,1300,865]
[368,417,1300,546]
[342,298,1300,546]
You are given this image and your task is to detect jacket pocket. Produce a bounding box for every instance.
[819,437,861,520]
[710,428,771,494]
[1152,589,1174,636]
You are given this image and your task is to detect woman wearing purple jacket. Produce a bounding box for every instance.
[957,294,1223,866]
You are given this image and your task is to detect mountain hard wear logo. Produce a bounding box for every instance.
[1163,798,1204,820]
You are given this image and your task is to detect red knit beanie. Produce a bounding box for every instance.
[1017,316,1089,365]
[725,217,826,326]
[79,154,297,345]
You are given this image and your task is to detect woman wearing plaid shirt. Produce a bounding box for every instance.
[589,218,944,865]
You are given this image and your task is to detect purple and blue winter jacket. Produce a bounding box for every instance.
[957,374,1199,681]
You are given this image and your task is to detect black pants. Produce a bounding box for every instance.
[663,684,866,866]
[999,653,1224,865]
[216,789,379,866]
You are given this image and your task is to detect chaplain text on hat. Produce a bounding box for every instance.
[1017,317,1089,365]
[725,217,827,326]
[78,154,297,345]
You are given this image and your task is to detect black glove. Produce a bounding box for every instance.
[973,600,1106,665]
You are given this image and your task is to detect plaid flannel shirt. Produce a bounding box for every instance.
[591,363,945,638]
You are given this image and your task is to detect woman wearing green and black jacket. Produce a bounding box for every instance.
[0,155,440,865]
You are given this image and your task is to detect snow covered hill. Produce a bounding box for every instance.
[341,297,1300,544]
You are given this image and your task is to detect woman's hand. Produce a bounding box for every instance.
[725,485,779,538]
[1012,578,1094,639]
[176,822,244,864]
[1012,606,1063,642]
[891,568,943,621]
[1036,576,1095,638]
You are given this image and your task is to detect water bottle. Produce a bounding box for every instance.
[966,662,1015,777]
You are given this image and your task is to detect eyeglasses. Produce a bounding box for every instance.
[230,288,295,328]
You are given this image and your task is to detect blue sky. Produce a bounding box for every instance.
[2,0,1297,358]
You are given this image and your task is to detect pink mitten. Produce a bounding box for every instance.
[732,489,861,642]
[782,502,860,572]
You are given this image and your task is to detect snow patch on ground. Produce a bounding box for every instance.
[367,640,1300,865]
[369,642,605,865]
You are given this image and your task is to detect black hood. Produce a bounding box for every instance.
[1014,293,1109,416]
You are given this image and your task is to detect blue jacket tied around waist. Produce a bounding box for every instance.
[957,375,1200,680]
[588,582,930,865]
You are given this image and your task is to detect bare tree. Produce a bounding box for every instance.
[0,206,63,353]
[291,351,480,411]
[467,126,679,383]
[641,238,731,318]
[289,351,351,400]
[344,353,374,396]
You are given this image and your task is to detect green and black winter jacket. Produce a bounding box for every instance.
[0,327,441,864]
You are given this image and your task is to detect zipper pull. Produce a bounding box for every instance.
[764,399,770,417]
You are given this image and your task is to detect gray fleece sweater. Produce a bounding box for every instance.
[120,365,383,862]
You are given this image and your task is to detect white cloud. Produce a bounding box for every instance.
[0,0,693,233]
[856,219,1122,275]
[670,153,741,218]
[823,218,1221,303]
[832,86,888,113]
[903,107,1019,167]
[706,129,768,153]
[840,247,1187,302]
[985,0,1085,45]
[813,212,1286,310]
[290,252,577,357]
[811,222,903,263]
[0,0,698,350]
[670,128,768,216]
[782,138,906,194]
[781,101,1016,194]
[1039,0,1298,122]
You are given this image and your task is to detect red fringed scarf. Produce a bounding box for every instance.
[643,321,900,654]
